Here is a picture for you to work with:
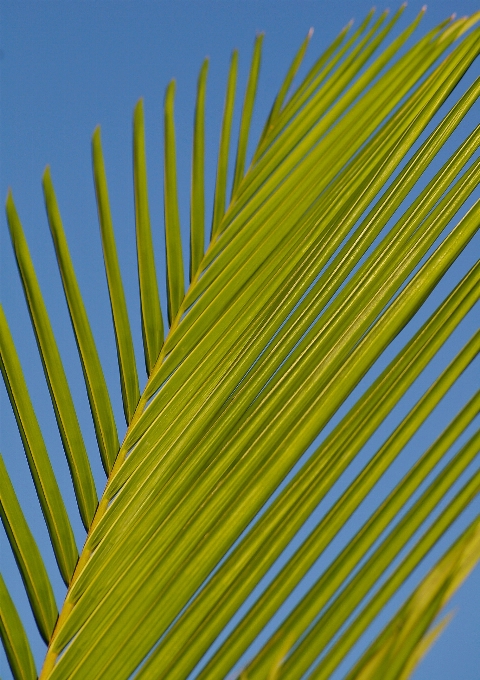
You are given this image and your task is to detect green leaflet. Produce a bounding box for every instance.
[0,573,36,680]
[63,235,478,648]
[259,9,372,152]
[210,4,413,251]
[251,10,367,162]
[231,33,264,199]
[164,81,185,325]
[133,99,164,374]
[0,305,78,585]
[130,31,475,454]
[0,454,58,643]
[210,50,238,240]
[5,191,98,530]
[92,127,140,424]
[190,59,209,281]
[43,167,120,475]
[195,335,480,679]
[351,615,453,680]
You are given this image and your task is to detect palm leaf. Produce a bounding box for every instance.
[1,8,479,680]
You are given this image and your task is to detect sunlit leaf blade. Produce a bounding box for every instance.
[0,573,36,680]
[346,518,480,680]
[164,81,186,325]
[42,167,120,475]
[210,49,238,241]
[0,454,58,642]
[133,98,164,374]
[352,614,453,680]
[95,178,478,540]
[92,126,140,424]
[127,97,480,488]
[0,305,78,585]
[190,59,209,281]
[5,190,98,530]
[230,33,264,199]
[256,26,313,151]
[133,267,480,680]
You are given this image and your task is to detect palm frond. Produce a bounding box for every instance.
[1,7,479,680]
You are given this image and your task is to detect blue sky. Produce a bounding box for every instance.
[0,1,479,679]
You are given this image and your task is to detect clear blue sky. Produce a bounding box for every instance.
[0,2,479,679]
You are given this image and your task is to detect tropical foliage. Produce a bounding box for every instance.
[1,6,479,679]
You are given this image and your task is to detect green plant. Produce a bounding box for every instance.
[1,6,479,679]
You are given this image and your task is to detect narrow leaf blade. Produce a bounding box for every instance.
[190,59,209,281]
[43,167,120,475]
[210,50,238,241]
[92,127,140,424]
[133,99,164,374]
[231,33,264,199]
[164,82,185,324]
